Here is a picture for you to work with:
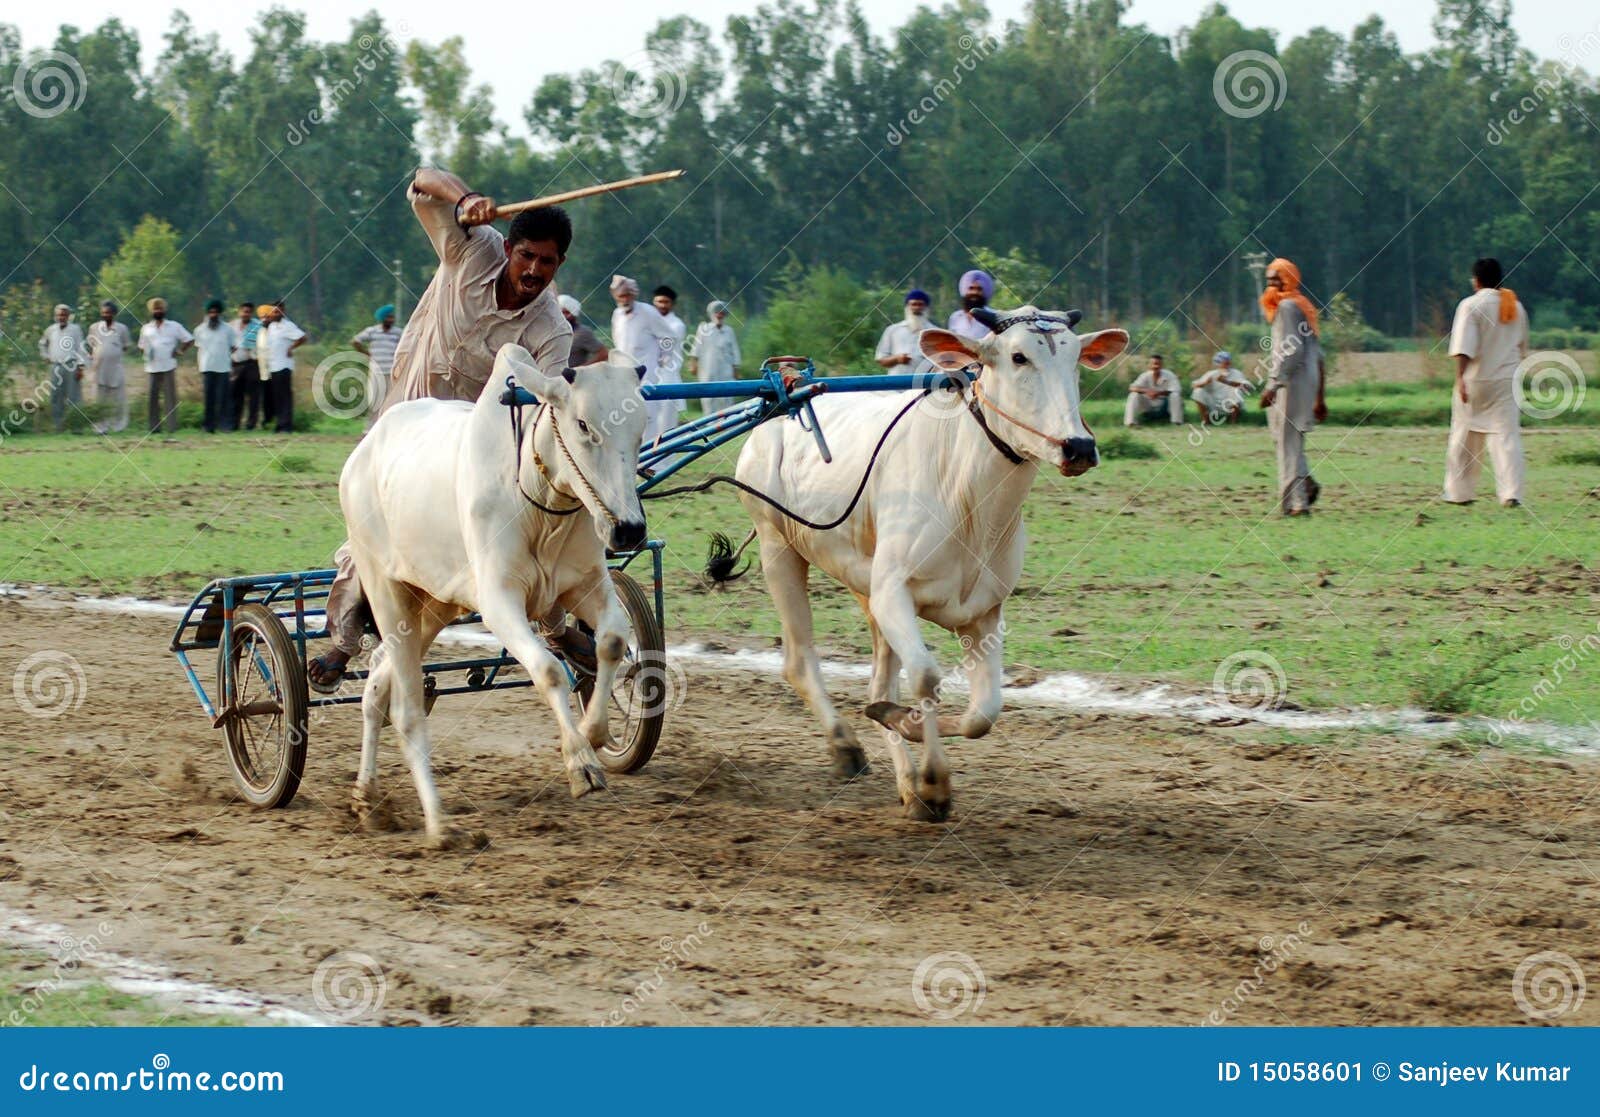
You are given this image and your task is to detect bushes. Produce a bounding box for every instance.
[740,264,884,375]
[1530,329,1595,351]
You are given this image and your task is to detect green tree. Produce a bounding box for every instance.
[97,216,192,319]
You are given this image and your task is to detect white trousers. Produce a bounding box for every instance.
[1444,422,1525,503]
[1124,389,1182,425]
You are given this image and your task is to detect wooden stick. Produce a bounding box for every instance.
[492,170,685,218]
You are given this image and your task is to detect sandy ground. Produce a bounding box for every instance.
[1,598,1596,1026]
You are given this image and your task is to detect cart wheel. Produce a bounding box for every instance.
[575,570,666,774]
[216,602,308,808]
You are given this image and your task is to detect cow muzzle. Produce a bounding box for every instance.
[609,519,647,552]
[1059,437,1098,477]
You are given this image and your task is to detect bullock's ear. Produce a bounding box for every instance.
[493,342,539,384]
[919,328,983,371]
[561,366,577,384]
[1077,329,1129,370]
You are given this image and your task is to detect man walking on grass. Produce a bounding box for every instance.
[1444,257,1528,508]
[1257,258,1327,516]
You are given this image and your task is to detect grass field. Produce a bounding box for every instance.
[0,947,234,1026]
[2,380,1597,731]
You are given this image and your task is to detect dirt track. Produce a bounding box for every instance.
[2,597,1596,1025]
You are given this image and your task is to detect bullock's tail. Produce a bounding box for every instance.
[705,530,756,584]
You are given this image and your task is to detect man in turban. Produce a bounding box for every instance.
[1257,258,1327,515]
[689,299,742,414]
[875,289,935,375]
[1190,350,1250,425]
[947,270,995,340]
[559,294,608,366]
[137,297,193,435]
[1444,257,1527,507]
[351,303,404,428]
[610,274,679,448]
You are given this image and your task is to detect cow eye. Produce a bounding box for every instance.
[577,419,591,436]
[1011,352,1028,366]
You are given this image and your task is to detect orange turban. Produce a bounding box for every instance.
[1259,258,1319,336]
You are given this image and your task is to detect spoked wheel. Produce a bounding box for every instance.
[574,570,666,774]
[215,602,308,808]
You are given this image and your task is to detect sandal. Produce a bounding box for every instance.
[307,652,349,695]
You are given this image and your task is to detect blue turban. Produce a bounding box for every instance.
[958,270,994,300]
[1213,350,1232,365]
[375,304,396,323]
[905,288,930,304]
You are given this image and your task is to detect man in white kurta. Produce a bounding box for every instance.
[688,300,742,413]
[610,275,679,445]
[1444,257,1528,507]
[652,285,689,432]
[1190,350,1249,424]
[875,289,936,376]
[1124,355,1183,425]
[87,301,133,433]
[38,304,86,432]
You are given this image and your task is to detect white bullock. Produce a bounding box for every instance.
[716,308,1126,820]
[340,344,648,847]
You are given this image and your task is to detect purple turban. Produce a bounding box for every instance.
[958,270,994,300]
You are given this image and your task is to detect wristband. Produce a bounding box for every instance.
[454,191,484,224]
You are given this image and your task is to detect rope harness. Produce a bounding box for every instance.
[508,393,617,525]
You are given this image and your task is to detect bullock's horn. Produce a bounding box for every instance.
[1064,309,1083,328]
[971,307,1001,331]
[634,364,648,380]
[561,367,577,383]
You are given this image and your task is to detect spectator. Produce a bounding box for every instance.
[1190,350,1250,425]
[947,270,995,340]
[351,303,403,428]
[230,302,262,431]
[558,294,608,366]
[258,303,306,433]
[1124,354,1184,426]
[87,300,133,434]
[138,297,192,435]
[875,289,935,375]
[38,304,86,433]
[611,275,678,447]
[194,299,236,433]
[689,299,742,414]
[1444,257,1527,508]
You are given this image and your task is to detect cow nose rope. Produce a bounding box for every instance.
[508,394,583,517]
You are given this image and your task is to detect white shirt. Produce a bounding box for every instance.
[876,317,935,374]
[138,319,193,373]
[39,321,86,370]
[689,320,742,380]
[1448,288,1528,382]
[193,318,238,373]
[261,316,306,372]
[658,310,687,382]
[610,302,678,380]
[88,321,133,386]
[1130,369,1181,395]
[946,309,992,341]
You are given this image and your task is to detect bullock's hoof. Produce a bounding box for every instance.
[832,744,871,780]
[904,792,952,823]
[428,827,490,852]
[568,763,608,798]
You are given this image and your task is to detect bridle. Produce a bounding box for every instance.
[507,381,618,525]
[962,309,1092,465]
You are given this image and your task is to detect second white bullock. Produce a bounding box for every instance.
[340,344,647,847]
[715,307,1126,820]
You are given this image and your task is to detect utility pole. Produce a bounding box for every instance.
[393,257,404,324]
[1242,251,1269,321]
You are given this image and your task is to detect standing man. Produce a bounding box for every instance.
[38,304,86,432]
[258,303,306,433]
[351,303,404,428]
[689,299,742,414]
[610,274,678,447]
[652,285,688,432]
[138,297,192,435]
[947,270,995,341]
[87,300,133,434]
[875,289,935,375]
[1124,354,1183,426]
[559,294,608,366]
[230,301,261,431]
[311,165,577,692]
[1190,350,1250,425]
[194,299,236,433]
[1258,258,1327,516]
[1444,257,1528,508]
